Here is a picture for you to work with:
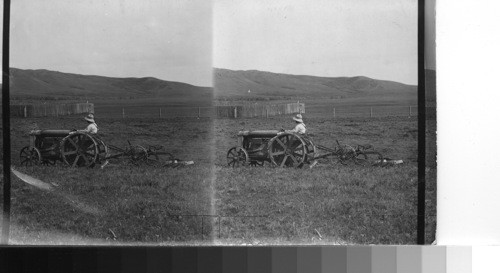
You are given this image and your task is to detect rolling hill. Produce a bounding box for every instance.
[214,68,417,103]
[6,68,212,102]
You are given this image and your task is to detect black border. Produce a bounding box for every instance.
[1,0,12,245]
[417,0,426,244]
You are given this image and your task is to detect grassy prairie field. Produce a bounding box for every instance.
[0,116,214,244]
[0,106,436,245]
[213,116,436,244]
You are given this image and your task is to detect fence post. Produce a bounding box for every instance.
[159,108,162,118]
[409,106,412,117]
[370,107,373,118]
[234,107,237,118]
[198,107,201,119]
[44,104,47,117]
[122,108,125,119]
[333,107,336,118]
[24,106,27,118]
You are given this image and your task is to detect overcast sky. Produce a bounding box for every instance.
[2,0,212,87]
[1,1,425,86]
[214,0,418,85]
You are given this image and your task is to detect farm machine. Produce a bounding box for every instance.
[19,129,183,168]
[227,130,399,168]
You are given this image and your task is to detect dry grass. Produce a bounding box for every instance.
[1,116,214,244]
[213,116,436,244]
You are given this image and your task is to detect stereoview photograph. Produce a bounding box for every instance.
[0,0,436,245]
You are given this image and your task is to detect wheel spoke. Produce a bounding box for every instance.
[62,150,77,156]
[291,143,303,151]
[72,155,80,167]
[68,138,78,149]
[275,138,287,149]
[290,155,299,164]
[270,150,285,156]
[84,151,96,157]
[280,155,288,167]
[85,143,95,151]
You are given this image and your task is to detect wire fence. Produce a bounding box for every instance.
[306,105,419,118]
[93,105,424,119]
[7,104,435,119]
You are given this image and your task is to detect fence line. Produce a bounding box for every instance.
[214,102,305,118]
[7,104,435,119]
[8,103,94,118]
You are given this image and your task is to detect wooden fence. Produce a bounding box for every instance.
[215,103,305,118]
[9,103,94,118]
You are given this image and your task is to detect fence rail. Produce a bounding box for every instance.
[215,102,305,118]
[7,103,94,118]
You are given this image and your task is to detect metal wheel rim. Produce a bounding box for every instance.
[60,133,99,168]
[268,133,306,168]
[226,147,249,167]
[20,146,42,167]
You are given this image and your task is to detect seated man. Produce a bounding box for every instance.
[285,114,306,135]
[282,113,319,168]
[81,113,98,134]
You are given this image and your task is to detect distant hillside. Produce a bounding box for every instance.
[7,68,212,101]
[214,68,417,102]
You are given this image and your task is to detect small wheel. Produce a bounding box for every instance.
[20,146,42,167]
[227,147,249,167]
[268,133,306,168]
[60,133,99,167]
[337,144,357,165]
[129,145,148,165]
[146,151,175,167]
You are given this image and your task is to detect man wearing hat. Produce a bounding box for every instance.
[286,113,306,134]
[79,113,98,134]
[284,113,319,168]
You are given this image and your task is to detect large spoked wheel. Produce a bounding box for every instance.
[60,133,99,168]
[227,147,249,167]
[20,146,42,167]
[268,133,307,168]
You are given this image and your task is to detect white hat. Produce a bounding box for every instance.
[84,113,95,123]
[292,113,303,123]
